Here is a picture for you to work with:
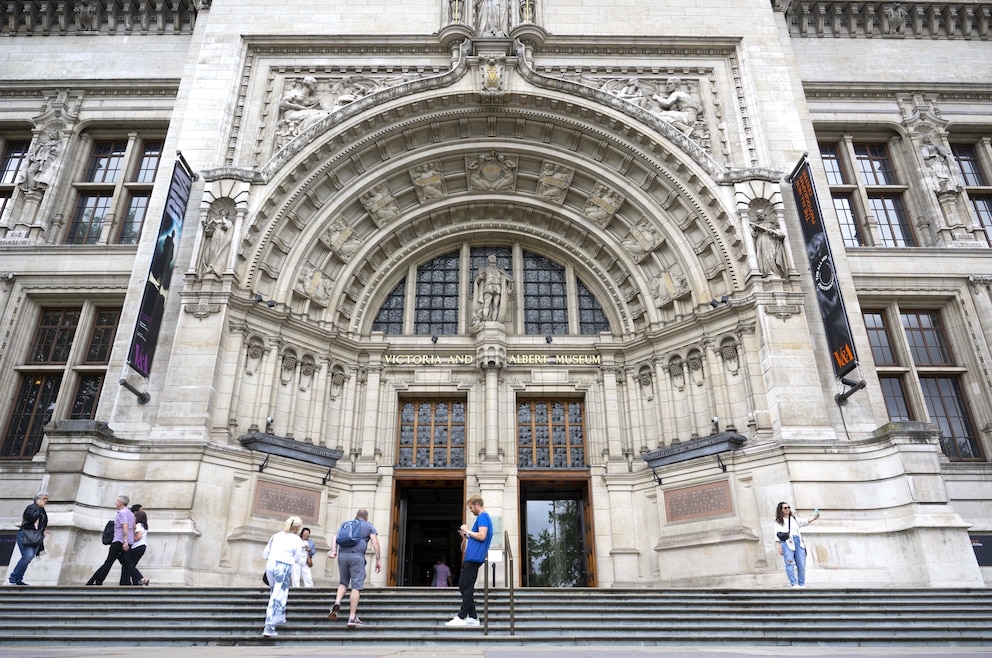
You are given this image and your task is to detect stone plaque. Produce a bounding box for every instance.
[253,480,320,524]
[664,480,732,523]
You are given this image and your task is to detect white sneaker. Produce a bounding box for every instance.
[262,627,278,637]
[445,616,468,627]
[464,616,480,626]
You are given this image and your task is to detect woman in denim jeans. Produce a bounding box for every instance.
[774,501,819,588]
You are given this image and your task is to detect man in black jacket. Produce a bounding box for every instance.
[8,492,49,586]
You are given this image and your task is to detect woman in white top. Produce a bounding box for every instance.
[121,505,149,586]
[774,502,819,587]
[261,516,309,637]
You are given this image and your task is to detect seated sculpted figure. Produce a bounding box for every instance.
[651,77,700,132]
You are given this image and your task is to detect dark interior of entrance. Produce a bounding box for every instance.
[396,484,464,586]
[520,481,591,587]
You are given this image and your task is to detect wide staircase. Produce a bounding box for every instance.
[1,586,991,646]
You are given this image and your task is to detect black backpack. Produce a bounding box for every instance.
[101,520,114,545]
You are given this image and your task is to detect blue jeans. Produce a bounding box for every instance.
[782,534,807,586]
[9,530,38,584]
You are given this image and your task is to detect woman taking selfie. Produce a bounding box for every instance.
[774,501,819,588]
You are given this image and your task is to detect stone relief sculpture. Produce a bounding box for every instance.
[750,207,788,278]
[17,131,63,193]
[638,367,654,402]
[320,216,362,262]
[535,161,574,204]
[476,0,506,36]
[410,162,447,203]
[621,216,661,262]
[471,254,513,325]
[517,0,536,23]
[467,152,517,192]
[274,74,421,149]
[920,131,959,193]
[651,265,689,307]
[583,183,624,227]
[360,184,401,226]
[449,0,467,23]
[479,55,506,102]
[597,76,703,135]
[196,206,232,278]
[651,78,701,133]
[295,263,333,306]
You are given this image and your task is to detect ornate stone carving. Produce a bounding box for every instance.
[479,55,506,103]
[651,265,690,307]
[750,206,788,278]
[16,130,63,194]
[319,216,362,262]
[360,184,401,226]
[466,152,517,192]
[621,216,662,262]
[471,254,513,325]
[476,0,507,36]
[582,183,624,227]
[535,161,573,204]
[295,263,333,306]
[410,161,447,203]
[196,204,233,279]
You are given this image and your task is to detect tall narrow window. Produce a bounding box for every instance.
[414,252,460,335]
[2,305,121,459]
[372,279,406,335]
[952,142,992,247]
[0,139,29,219]
[522,252,568,335]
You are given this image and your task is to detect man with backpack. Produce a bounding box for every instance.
[326,508,380,628]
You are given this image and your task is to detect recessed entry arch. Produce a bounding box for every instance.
[241,105,745,333]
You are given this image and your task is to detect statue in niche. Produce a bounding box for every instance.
[687,354,705,387]
[621,216,661,262]
[76,1,99,31]
[518,0,536,23]
[750,208,788,278]
[476,0,506,36]
[583,183,624,227]
[196,207,232,278]
[471,254,513,325]
[920,131,959,193]
[467,152,517,192]
[650,78,701,133]
[638,368,654,401]
[360,184,401,226]
[535,161,573,204]
[449,0,466,23]
[410,162,447,203]
[883,3,908,34]
[17,131,63,193]
[321,216,362,261]
[651,266,689,307]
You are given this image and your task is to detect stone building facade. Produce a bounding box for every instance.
[1,0,990,589]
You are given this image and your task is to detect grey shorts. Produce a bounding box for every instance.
[337,552,367,590]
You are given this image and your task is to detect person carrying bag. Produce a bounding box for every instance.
[8,492,50,586]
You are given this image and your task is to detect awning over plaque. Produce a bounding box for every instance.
[641,431,747,469]
[238,431,344,482]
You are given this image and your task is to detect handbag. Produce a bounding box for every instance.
[776,516,792,542]
[21,527,44,547]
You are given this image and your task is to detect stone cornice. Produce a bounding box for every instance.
[776,0,990,40]
[0,0,200,37]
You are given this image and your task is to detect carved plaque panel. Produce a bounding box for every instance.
[663,480,732,523]
[253,480,320,524]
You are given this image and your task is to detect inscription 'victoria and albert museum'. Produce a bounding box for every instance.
[381,353,603,366]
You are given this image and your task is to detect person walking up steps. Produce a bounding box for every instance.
[327,509,380,628]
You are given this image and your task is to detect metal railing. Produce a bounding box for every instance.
[481,530,515,636]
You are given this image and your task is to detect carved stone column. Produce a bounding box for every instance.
[475,321,507,463]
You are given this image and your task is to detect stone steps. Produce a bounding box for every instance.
[1,587,989,646]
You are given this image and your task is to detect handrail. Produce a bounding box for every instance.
[504,529,515,635]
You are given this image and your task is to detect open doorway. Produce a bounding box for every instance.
[390,477,464,586]
[519,478,596,587]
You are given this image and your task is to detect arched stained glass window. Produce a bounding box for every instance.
[522,251,568,335]
[414,251,460,335]
[368,245,611,336]
[372,279,406,334]
[577,279,610,335]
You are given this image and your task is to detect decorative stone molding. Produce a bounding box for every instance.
[776,1,991,40]
[183,303,222,319]
[0,0,201,37]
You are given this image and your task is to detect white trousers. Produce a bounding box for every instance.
[291,562,314,587]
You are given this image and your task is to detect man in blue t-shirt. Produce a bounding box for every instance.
[445,495,493,626]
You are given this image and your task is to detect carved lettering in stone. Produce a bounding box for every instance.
[296,263,333,306]
[664,480,732,523]
[320,216,362,262]
[253,481,320,524]
[467,152,517,192]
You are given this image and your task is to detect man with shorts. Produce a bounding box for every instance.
[327,508,381,627]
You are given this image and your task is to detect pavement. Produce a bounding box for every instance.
[1,647,991,658]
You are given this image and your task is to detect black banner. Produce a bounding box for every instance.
[789,156,858,379]
[127,154,195,378]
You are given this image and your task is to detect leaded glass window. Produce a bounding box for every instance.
[414,252,460,335]
[397,399,466,468]
[577,279,610,334]
[522,252,568,335]
[373,279,406,334]
[517,399,586,469]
